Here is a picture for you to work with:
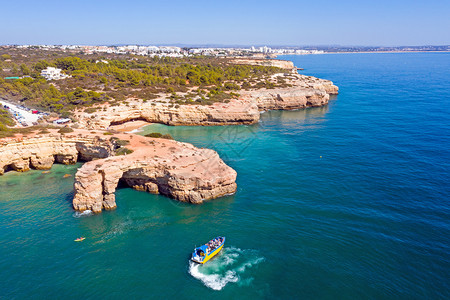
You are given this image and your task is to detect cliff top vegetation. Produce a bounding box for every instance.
[0,48,288,119]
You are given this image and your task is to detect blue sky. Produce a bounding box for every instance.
[2,0,449,46]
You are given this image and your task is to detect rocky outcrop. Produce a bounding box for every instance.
[0,58,337,213]
[77,73,338,130]
[78,100,261,129]
[72,136,237,213]
[0,135,114,175]
[241,87,330,111]
[0,132,238,213]
[295,74,339,95]
[243,74,338,111]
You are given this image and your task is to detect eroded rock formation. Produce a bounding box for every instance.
[0,59,338,214]
[0,132,237,213]
[81,100,261,128]
[230,58,296,70]
[72,136,237,213]
[0,135,114,175]
[77,74,338,130]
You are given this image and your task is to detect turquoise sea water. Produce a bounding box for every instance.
[1,53,449,299]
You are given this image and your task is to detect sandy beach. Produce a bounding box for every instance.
[108,120,152,132]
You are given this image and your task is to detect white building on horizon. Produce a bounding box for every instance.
[40,67,71,80]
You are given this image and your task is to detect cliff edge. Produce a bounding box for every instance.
[73,136,237,212]
[0,131,237,213]
[77,73,338,130]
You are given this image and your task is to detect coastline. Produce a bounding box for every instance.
[0,128,237,212]
[75,73,338,130]
[0,57,338,213]
[276,50,450,57]
[109,120,152,133]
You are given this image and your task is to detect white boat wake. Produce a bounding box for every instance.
[188,246,264,291]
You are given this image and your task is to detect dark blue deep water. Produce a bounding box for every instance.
[1,53,449,299]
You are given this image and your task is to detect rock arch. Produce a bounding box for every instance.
[72,140,237,213]
[0,136,114,175]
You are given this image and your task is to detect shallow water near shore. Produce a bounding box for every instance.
[1,52,450,299]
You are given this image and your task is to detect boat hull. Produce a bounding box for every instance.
[198,243,223,264]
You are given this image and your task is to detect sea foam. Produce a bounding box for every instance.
[188,246,264,291]
[72,210,93,218]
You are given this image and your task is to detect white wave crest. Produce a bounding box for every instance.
[222,252,238,266]
[236,257,265,273]
[128,128,143,133]
[188,246,264,291]
[189,261,238,291]
[73,210,93,218]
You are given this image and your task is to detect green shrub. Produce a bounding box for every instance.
[110,137,129,147]
[116,139,129,146]
[115,147,133,156]
[58,127,74,134]
[241,82,251,89]
[84,107,98,114]
[0,109,15,127]
[224,82,240,90]
[144,132,173,139]
[145,132,162,138]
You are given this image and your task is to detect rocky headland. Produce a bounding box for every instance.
[230,58,296,70]
[0,58,338,213]
[73,133,236,213]
[0,131,237,213]
[0,134,114,174]
[76,73,338,130]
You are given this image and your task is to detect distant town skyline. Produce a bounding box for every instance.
[2,0,449,46]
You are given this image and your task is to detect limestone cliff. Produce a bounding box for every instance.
[77,100,260,129]
[0,132,237,213]
[77,74,338,130]
[230,58,295,70]
[241,87,330,111]
[0,58,337,214]
[0,135,114,175]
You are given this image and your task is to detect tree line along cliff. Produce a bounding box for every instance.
[0,49,293,118]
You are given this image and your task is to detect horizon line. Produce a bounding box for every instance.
[1,44,449,48]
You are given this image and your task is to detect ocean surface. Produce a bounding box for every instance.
[1,52,449,299]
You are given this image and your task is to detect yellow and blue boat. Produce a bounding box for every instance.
[191,236,225,264]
